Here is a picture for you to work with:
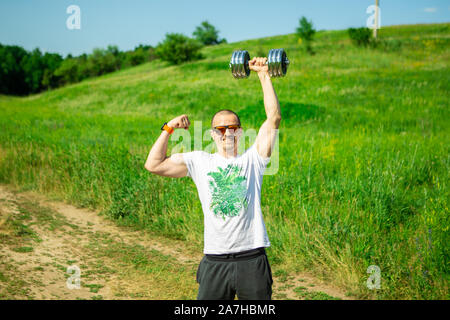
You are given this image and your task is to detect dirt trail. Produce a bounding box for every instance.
[0,184,353,300]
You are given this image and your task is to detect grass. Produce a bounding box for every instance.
[84,283,104,293]
[0,23,449,299]
[12,246,34,253]
[84,230,199,299]
[294,286,341,300]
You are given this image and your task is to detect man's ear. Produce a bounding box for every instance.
[210,129,219,142]
[235,128,243,138]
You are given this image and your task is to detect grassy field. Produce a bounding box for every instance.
[0,23,449,299]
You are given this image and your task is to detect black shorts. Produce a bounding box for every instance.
[196,247,273,300]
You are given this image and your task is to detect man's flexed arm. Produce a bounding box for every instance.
[249,57,281,158]
[144,115,190,178]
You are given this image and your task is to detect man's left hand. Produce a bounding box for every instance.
[249,57,269,75]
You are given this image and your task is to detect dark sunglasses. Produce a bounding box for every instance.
[213,124,241,135]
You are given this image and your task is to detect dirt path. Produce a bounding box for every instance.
[0,184,352,300]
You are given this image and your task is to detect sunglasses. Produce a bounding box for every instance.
[213,124,241,135]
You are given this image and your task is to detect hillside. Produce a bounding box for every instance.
[0,23,449,299]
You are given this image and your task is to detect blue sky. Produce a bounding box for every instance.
[0,0,449,56]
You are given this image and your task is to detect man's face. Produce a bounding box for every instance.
[211,113,242,154]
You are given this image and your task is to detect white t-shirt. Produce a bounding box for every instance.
[181,144,271,254]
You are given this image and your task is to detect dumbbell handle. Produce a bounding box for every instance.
[250,57,290,65]
[229,57,290,68]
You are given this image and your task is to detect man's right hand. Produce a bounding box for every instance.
[167,114,190,130]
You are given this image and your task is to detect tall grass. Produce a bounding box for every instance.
[0,23,449,299]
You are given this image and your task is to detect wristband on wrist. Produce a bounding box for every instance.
[161,122,174,134]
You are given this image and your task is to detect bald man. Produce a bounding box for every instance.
[145,57,281,300]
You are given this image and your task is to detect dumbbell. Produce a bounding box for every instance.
[229,48,290,79]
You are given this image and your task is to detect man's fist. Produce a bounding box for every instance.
[249,57,269,74]
[167,114,190,130]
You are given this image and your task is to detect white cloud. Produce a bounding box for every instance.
[424,7,437,13]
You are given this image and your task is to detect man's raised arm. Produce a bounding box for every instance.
[144,114,190,178]
[250,57,281,158]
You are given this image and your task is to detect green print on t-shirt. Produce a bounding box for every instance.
[207,164,248,220]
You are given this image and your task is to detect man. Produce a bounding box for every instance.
[144,56,281,300]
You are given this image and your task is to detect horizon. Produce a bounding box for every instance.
[2,22,448,58]
[1,0,449,57]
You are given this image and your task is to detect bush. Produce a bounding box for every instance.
[54,58,80,84]
[86,47,121,77]
[193,21,227,46]
[123,45,157,67]
[348,27,373,47]
[155,33,204,65]
[296,16,316,54]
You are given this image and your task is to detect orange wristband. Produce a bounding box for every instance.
[161,123,174,135]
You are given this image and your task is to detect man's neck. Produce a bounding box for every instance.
[218,146,238,158]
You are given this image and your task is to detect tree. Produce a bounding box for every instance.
[193,21,226,46]
[123,44,157,67]
[21,48,45,93]
[41,52,63,89]
[82,47,121,77]
[134,44,157,61]
[0,44,63,94]
[0,45,28,95]
[155,33,203,65]
[0,42,155,95]
[296,16,316,55]
[126,47,146,66]
[106,45,120,57]
[76,54,91,81]
[54,58,80,84]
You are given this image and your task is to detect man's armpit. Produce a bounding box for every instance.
[169,153,185,165]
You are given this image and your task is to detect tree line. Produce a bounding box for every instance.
[0,20,226,96]
[1,17,383,96]
[0,43,157,96]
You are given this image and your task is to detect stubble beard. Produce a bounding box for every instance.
[223,136,237,155]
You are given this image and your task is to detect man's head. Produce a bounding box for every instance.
[210,109,243,156]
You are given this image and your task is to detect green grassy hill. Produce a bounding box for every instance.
[1,23,449,299]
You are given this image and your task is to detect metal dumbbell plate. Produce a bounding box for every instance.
[229,50,250,79]
[268,49,289,77]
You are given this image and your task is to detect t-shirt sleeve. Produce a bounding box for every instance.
[248,143,271,173]
[181,152,194,178]
[181,151,203,180]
